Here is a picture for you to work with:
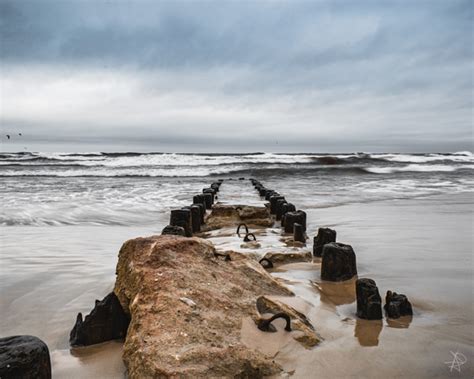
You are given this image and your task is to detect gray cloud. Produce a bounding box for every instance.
[0,0,472,152]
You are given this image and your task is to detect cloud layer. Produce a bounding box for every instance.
[1,0,472,152]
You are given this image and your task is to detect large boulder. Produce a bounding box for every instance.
[114,235,298,378]
[356,278,382,320]
[69,292,130,346]
[384,291,413,318]
[313,228,336,257]
[321,242,357,281]
[0,335,51,379]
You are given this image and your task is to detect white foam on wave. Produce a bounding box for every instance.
[370,152,474,163]
[0,178,205,226]
[365,164,473,174]
[0,152,318,167]
[0,164,250,177]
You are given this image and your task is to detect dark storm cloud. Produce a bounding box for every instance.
[0,0,472,152]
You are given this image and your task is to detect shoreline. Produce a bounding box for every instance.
[1,188,472,377]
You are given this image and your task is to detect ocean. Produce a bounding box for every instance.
[0,151,473,377]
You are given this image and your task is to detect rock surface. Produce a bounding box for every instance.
[69,292,130,346]
[0,335,51,379]
[321,242,357,281]
[255,296,321,348]
[114,235,298,378]
[203,204,273,230]
[356,278,382,320]
[384,291,413,318]
[161,225,186,236]
[262,251,312,266]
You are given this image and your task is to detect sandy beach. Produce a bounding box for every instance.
[1,180,472,377]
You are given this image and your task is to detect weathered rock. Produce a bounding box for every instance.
[356,278,382,320]
[170,209,192,237]
[293,223,306,243]
[284,210,307,233]
[262,251,312,266]
[258,187,268,197]
[313,227,337,257]
[0,335,51,379]
[114,235,295,378]
[69,292,130,346]
[255,296,321,348]
[161,225,186,236]
[321,242,357,281]
[240,241,262,249]
[203,204,273,230]
[384,291,413,318]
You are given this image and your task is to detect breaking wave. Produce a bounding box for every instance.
[0,152,472,177]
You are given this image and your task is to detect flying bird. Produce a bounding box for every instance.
[6,135,10,139]
[18,133,22,136]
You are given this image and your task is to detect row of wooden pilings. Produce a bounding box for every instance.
[161,179,223,237]
[249,178,413,321]
[250,178,308,243]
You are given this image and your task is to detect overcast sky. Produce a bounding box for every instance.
[0,0,472,152]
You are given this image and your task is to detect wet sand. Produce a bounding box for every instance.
[0,184,472,377]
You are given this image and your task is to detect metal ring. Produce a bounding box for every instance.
[244,233,256,242]
[236,223,249,236]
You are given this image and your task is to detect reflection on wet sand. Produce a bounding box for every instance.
[386,315,413,329]
[355,319,383,347]
[312,278,357,306]
[52,341,126,378]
